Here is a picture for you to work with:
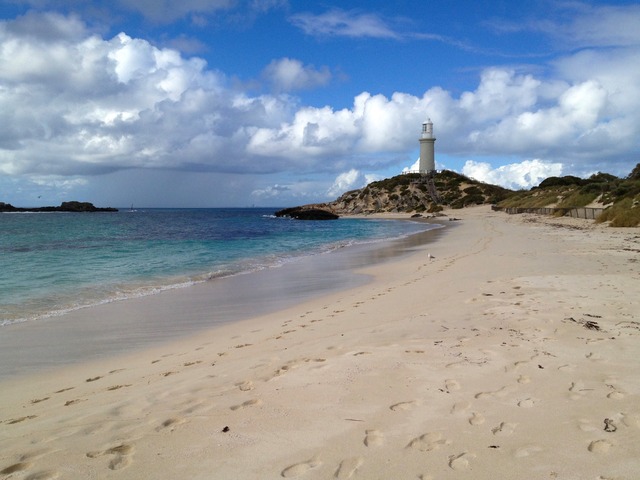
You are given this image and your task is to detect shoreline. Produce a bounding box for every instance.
[0,209,436,328]
[1,206,638,479]
[0,217,447,380]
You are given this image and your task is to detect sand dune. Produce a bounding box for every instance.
[1,205,638,479]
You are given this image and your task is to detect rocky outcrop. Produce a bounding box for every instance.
[274,207,339,220]
[0,201,118,212]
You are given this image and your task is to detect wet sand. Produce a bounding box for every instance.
[1,206,638,479]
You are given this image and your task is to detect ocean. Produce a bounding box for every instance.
[1,208,439,328]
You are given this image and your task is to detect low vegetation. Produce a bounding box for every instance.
[496,164,640,226]
[316,170,512,215]
[292,163,640,227]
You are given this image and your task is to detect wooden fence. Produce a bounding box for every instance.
[491,205,604,220]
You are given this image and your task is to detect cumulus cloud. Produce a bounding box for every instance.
[402,158,420,173]
[0,13,294,177]
[262,58,332,92]
[327,169,362,197]
[1,7,640,199]
[462,159,563,190]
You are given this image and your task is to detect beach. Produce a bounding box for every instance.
[1,205,639,479]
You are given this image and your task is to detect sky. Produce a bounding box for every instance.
[1,1,639,208]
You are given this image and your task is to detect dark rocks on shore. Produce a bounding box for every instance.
[274,207,339,220]
[0,201,118,213]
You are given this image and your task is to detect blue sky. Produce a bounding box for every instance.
[1,1,639,207]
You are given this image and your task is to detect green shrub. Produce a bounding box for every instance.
[556,191,599,208]
[463,186,482,195]
[596,198,640,227]
[538,176,584,188]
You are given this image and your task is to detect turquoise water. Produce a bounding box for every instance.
[1,208,436,325]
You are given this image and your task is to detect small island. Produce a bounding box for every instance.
[0,201,118,213]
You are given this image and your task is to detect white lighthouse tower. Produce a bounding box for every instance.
[419,118,436,174]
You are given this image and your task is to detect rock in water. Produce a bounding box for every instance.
[274,207,339,220]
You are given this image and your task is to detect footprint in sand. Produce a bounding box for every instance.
[30,397,50,404]
[156,417,186,432]
[448,452,475,471]
[450,401,471,414]
[578,419,599,432]
[492,422,517,436]
[517,398,538,408]
[281,456,322,477]
[586,352,605,362]
[517,375,531,384]
[53,387,74,394]
[512,359,532,370]
[622,413,640,428]
[1,463,32,475]
[23,469,59,479]
[514,445,543,458]
[445,379,461,392]
[230,399,263,411]
[237,380,254,391]
[469,412,485,426]
[558,364,577,373]
[607,390,625,400]
[19,449,53,463]
[334,457,363,479]
[588,439,613,454]
[389,401,417,412]
[568,381,588,400]
[475,386,514,400]
[86,444,135,471]
[364,429,384,447]
[6,415,38,424]
[407,432,451,452]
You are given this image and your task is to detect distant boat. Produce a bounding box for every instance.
[129,204,137,213]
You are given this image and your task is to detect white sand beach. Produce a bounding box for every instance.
[1,205,639,479]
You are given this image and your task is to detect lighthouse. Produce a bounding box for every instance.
[419,118,436,174]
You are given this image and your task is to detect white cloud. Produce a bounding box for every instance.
[462,159,563,190]
[30,175,88,189]
[402,158,420,173]
[289,9,399,39]
[1,8,640,199]
[250,179,329,204]
[327,169,364,197]
[551,3,640,49]
[0,13,286,176]
[262,58,332,92]
[251,183,291,198]
[459,69,540,122]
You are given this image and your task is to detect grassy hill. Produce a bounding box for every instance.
[293,163,640,227]
[496,164,640,227]
[322,170,512,215]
